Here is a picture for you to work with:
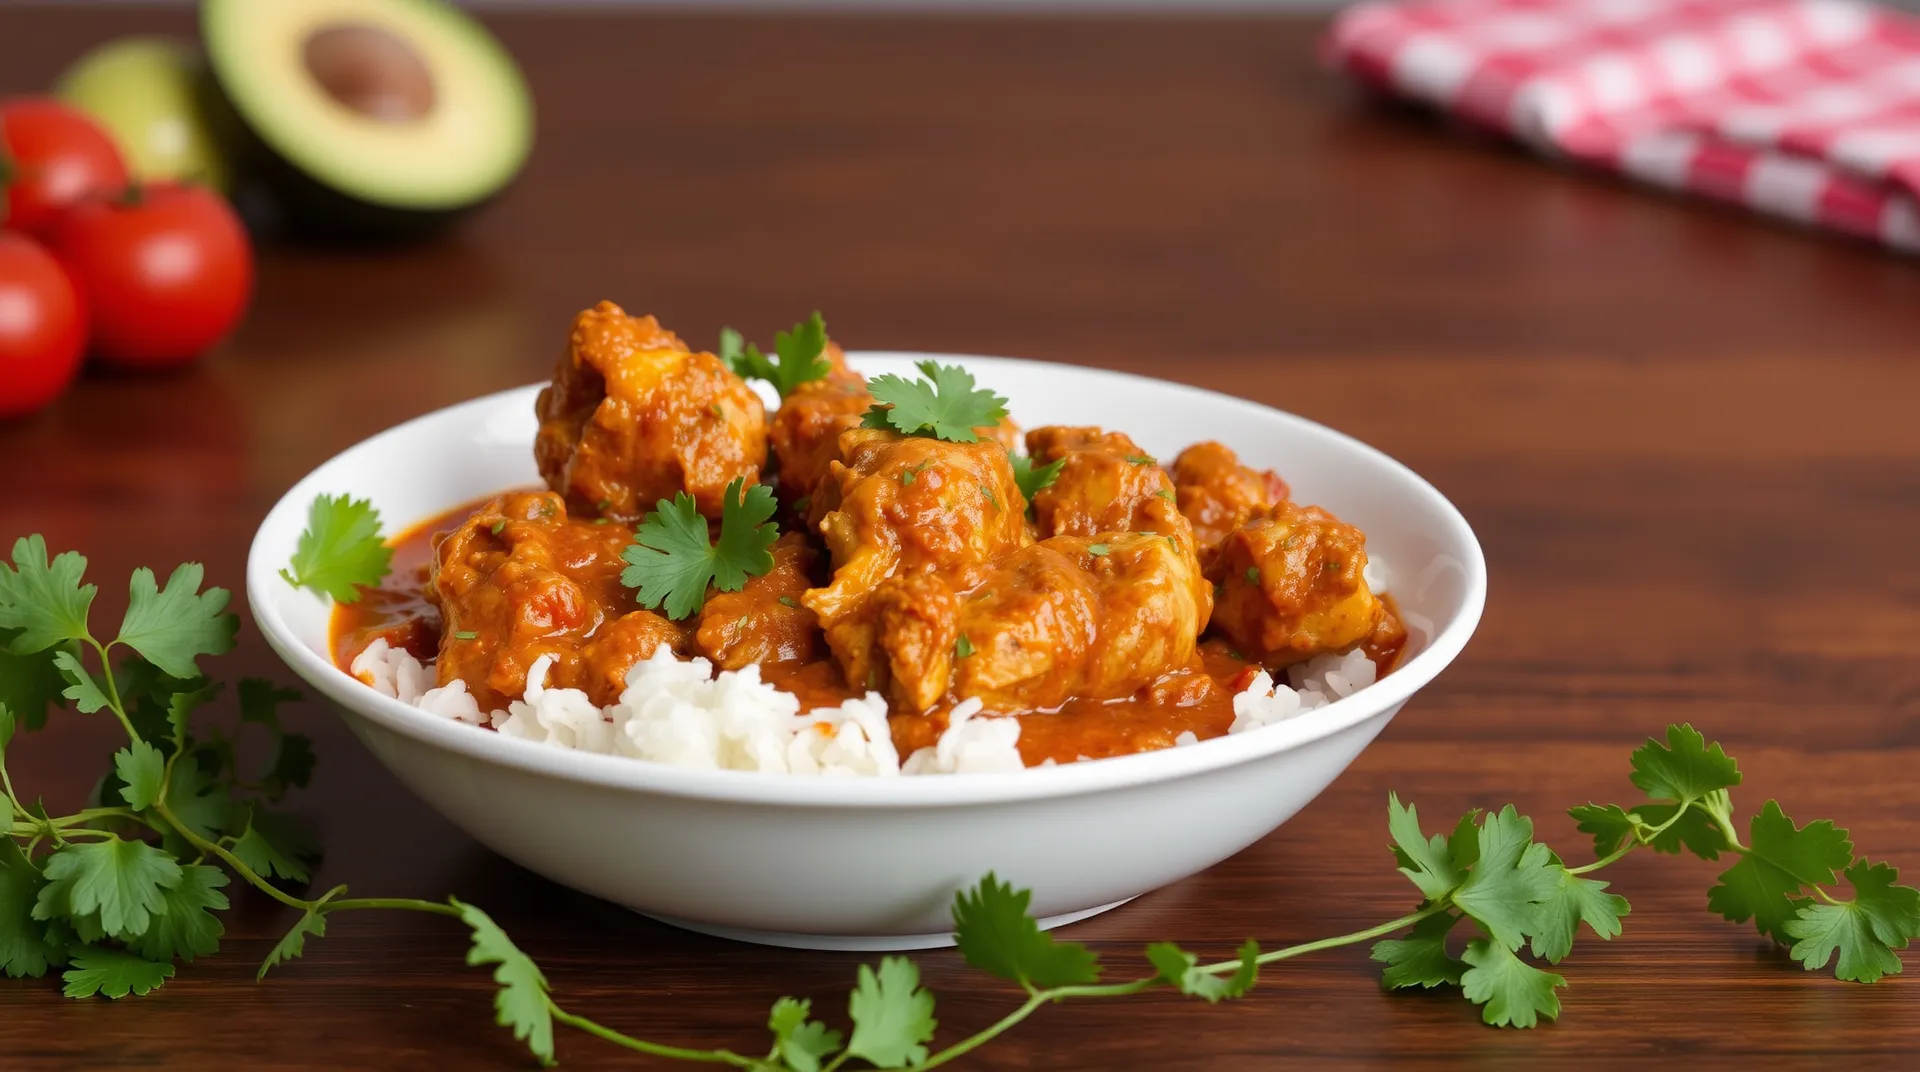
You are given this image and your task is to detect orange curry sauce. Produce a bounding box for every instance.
[332,499,1408,767]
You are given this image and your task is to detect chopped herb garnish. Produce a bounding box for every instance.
[726,313,833,399]
[777,595,798,609]
[899,461,931,487]
[861,360,1008,443]
[619,478,780,619]
[1126,455,1155,467]
[710,404,725,420]
[792,495,811,515]
[1010,454,1064,504]
[1154,488,1176,501]
[980,485,999,509]
[489,519,506,536]
[454,631,478,641]
[1246,567,1261,585]
[1228,648,1245,661]
[1087,543,1111,557]
[955,634,975,659]
[592,518,609,525]
[597,497,612,510]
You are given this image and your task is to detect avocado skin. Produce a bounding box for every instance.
[219,117,479,246]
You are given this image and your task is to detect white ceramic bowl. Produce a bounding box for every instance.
[247,354,1485,950]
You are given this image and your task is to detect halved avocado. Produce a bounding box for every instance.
[200,0,532,241]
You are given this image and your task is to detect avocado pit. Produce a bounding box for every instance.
[302,22,435,122]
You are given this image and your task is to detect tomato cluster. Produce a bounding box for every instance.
[1,98,251,418]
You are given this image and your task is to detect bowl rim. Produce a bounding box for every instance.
[246,352,1486,809]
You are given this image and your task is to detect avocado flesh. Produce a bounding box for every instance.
[200,0,532,240]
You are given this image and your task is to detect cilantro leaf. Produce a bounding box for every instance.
[1782,860,1918,983]
[0,535,96,651]
[718,327,746,371]
[1459,939,1564,1027]
[240,678,313,795]
[230,806,320,885]
[1371,910,1466,989]
[1146,939,1260,1002]
[114,741,166,810]
[1387,793,1465,901]
[33,837,183,941]
[1009,454,1064,505]
[953,873,1101,989]
[114,563,238,679]
[52,650,110,714]
[731,313,832,399]
[845,955,937,1067]
[1449,806,1561,953]
[161,758,233,846]
[1528,863,1629,964]
[162,680,220,757]
[259,905,329,981]
[0,700,12,754]
[0,640,67,732]
[621,478,779,620]
[1708,800,1854,943]
[61,947,174,999]
[454,898,555,1068]
[768,996,844,1072]
[1,840,66,978]
[863,361,1008,443]
[1846,859,1920,951]
[1630,724,1740,805]
[1568,803,1636,858]
[280,494,393,603]
[129,864,229,963]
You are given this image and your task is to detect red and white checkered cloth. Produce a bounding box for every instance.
[1327,0,1920,252]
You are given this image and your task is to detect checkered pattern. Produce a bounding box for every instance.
[1326,0,1920,252]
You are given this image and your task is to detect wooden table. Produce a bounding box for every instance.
[5,8,1918,1069]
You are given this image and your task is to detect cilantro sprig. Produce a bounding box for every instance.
[861,360,1009,443]
[279,494,392,604]
[9,524,1919,1066]
[1009,452,1063,507]
[620,477,781,619]
[721,312,834,399]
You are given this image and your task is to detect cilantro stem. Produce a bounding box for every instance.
[1211,901,1451,972]
[326,897,463,918]
[153,799,313,913]
[1566,842,1636,876]
[916,979,1156,1071]
[84,638,141,744]
[546,1000,758,1067]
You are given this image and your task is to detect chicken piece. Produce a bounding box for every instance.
[1025,426,1195,552]
[1171,441,1290,561]
[769,343,871,503]
[770,348,1021,505]
[1205,501,1381,664]
[428,491,685,710]
[870,531,1210,712]
[534,301,768,522]
[693,532,823,669]
[803,427,1030,692]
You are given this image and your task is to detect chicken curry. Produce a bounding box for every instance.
[333,302,1406,767]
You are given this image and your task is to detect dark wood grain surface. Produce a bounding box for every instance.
[4,7,1919,1069]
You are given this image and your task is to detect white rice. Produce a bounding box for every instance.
[1228,646,1379,735]
[349,547,1393,776]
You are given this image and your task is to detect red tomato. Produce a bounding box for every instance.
[0,98,129,238]
[0,232,86,418]
[45,183,252,369]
